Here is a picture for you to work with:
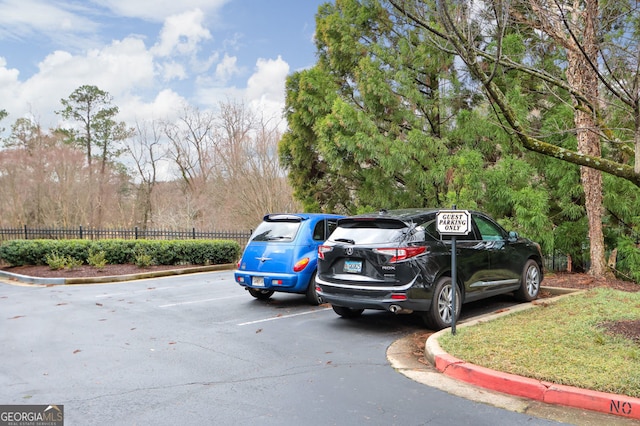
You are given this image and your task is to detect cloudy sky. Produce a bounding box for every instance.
[0,0,328,132]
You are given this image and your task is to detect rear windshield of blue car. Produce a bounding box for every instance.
[250,220,301,242]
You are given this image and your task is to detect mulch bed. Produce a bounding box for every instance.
[543,271,639,293]
[0,263,189,278]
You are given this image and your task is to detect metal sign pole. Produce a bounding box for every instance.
[450,204,457,336]
[451,234,457,335]
[436,206,470,336]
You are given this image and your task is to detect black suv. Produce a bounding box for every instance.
[316,209,543,330]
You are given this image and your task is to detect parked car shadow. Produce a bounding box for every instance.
[321,293,525,333]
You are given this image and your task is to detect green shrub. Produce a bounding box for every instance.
[67,256,83,268]
[0,239,241,267]
[616,237,640,283]
[63,240,90,261]
[135,240,166,265]
[46,251,83,270]
[87,249,108,269]
[134,247,154,267]
[0,240,59,265]
[45,252,68,270]
[91,239,137,264]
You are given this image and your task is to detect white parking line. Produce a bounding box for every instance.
[237,307,331,326]
[95,282,207,298]
[159,295,245,307]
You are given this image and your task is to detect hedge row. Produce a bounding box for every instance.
[0,239,241,267]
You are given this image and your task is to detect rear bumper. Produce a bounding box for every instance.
[315,276,432,312]
[234,270,310,293]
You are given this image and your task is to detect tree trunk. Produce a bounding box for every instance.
[565,0,608,278]
[636,111,640,174]
[580,156,607,277]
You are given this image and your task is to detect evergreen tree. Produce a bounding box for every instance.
[56,85,131,227]
[387,0,640,277]
[281,0,551,237]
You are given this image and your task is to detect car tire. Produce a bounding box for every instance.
[514,259,541,302]
[423,276,461,331]
[248,288,274,300]
[305,272,321,306]
[331,305,364,318]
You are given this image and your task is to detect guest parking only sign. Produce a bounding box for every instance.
[436,209,471,335]
[436,210,471,236]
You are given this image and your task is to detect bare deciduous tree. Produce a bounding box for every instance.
[0,99,298,232]
[161,101,299,229]
[214,101,299,228]
[126,119,168,228]
[165,105,219,189]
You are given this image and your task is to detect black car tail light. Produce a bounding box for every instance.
[373,246,427,262]
[318,245,333,260]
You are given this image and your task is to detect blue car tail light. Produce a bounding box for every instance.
[293,257,310,272]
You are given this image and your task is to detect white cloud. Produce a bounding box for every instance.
[0,57,20,85]
[158,61,188,82]
[222,32,242,52]
[0,0,98,39]
[0,1,300,137]
[152,9,212,57]
[194,55,289,112]
[245,56,289,126]
[246,56,290,111]
[28,37,155,98]
[97,0,229,22]
[0,58,21,118]
[194,84,244,111]
[215,54,240,83]
[0,36,156,130]
[119,89,187,125]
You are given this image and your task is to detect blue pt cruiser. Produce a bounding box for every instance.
[235,213,344,305]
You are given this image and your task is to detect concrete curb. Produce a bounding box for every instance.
[424,287,640,421]
[0,263,236,285]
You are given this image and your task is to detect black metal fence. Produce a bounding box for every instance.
[0,225,570,271]
[0,225,252,247]
[543,253,568,272]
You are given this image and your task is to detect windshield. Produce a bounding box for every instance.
[329,219,408,244]
[250,220,301,242]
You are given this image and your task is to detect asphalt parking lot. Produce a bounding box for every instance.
[0,270,615,425]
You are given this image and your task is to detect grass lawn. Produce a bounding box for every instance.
[438,288,640,398]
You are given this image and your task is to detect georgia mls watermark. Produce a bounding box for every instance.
[0,405,63,426]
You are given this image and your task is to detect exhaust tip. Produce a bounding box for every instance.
[389,304,413,314]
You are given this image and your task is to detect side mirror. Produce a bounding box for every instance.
[508,231,519,242]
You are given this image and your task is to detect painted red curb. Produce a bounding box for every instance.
[433,352,459,372]
[440,357,546,400]
[434,353,640,421]
[543,383,640,420]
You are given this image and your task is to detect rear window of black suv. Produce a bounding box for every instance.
[330,217,440,244]
[329,219,406,244]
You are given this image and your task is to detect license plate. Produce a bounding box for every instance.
[343,260,362,274]
[252,277,264,287]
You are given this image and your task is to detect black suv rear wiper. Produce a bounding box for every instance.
[335,238,356,244]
